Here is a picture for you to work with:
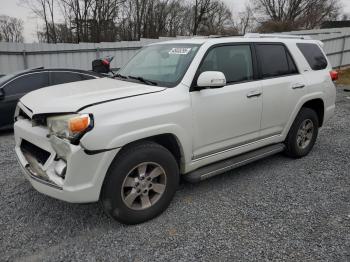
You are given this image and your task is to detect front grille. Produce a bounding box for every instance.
[32,114,47,126]
[20,140,50,165]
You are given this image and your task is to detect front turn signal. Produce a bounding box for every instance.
[69,114,91,133]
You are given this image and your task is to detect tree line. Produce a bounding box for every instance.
[0,0,345,43]
[17,0,236,43]
[0,15,24,42]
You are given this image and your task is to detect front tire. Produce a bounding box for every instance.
[285,107,319,158]
[101,141,179,224]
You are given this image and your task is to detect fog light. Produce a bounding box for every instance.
[54,159,67,178]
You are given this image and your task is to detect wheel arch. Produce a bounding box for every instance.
[138,133,184,170]
[283,95,325,140]
[114,133,186,172]
[301,98,325,127]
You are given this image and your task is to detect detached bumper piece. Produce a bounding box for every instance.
[18,139,66,190]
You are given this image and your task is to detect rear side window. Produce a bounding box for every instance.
[50,72,95,85]
[297,43,328,70]
[256,44,298,78]
[4,72,49,95]
[198,45,254,84]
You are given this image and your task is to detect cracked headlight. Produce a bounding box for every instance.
[47,114,93,143]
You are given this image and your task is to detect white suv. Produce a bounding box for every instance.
[14,34,336,224]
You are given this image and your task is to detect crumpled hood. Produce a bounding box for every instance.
[20,78,165,115]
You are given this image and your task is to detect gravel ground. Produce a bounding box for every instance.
[0,88,349,262]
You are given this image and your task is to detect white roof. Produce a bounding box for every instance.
[153,34,321,46]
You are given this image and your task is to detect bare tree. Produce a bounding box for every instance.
[21,0,58,43]
[192,0,215,35]
[197,0,236,35]
[236,4,255,35]
[0,15,24,42]
[251,0,341,31]
[22,0,238,43]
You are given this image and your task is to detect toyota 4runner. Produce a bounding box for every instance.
[14,34,337,224]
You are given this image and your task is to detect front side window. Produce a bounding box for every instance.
[256,44,298,78]
[297,43,328,70]
[4,72,49,95]
[118,44,200,87]
[198,45,254,84]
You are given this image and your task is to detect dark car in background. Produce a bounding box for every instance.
[0,68,101,129]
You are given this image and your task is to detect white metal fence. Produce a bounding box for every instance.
[0,30,350,75]
[285,27,350,69]
[0,37,186,75]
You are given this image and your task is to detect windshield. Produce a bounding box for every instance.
[118,44,201,87]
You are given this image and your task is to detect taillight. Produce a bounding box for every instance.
[330,70,339,81]
[102,59,110,66]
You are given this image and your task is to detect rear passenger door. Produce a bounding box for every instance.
[256,43,306,138]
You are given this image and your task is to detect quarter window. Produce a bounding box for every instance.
[297,43,328,70]
[198,45,254,84]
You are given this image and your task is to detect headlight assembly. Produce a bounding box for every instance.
[47,113,93,143]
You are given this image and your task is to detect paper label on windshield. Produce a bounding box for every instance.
[169,48,192,55]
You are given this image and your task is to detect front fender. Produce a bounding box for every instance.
[107,124,191,163]
[79,87,193,164]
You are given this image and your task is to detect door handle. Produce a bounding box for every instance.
[292,83,305,89]
[246,90,262,98]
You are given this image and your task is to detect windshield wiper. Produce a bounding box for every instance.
[128,75,158,86]
[113,73,128,79]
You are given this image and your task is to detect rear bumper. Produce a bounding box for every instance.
[324,104,335,125]
[14,119,119,203]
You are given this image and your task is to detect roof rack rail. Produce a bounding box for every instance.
[25,66,45,71]
[244,33,312,40]
[192,35,237,39]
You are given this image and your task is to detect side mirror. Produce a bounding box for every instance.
[92,56,114,74]
[197,71,226,89]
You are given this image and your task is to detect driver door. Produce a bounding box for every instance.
[190,44,262,159]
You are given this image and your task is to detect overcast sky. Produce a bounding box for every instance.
[0,0,349,43]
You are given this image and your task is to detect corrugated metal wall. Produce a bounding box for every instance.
[286,27,350,68]
[0,37,185,75]
[322,36,350,68]
[1,30,350,75]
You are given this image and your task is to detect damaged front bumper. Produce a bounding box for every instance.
[14,118,119,203]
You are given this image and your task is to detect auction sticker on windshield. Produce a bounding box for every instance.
[169,48,192,55]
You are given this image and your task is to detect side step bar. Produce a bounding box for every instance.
[184,143,286,183]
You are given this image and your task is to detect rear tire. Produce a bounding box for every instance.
[285,108,319,158]
[100,141,179,224]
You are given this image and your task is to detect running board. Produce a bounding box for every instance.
[184,143,285,183]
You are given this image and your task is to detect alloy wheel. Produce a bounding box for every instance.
[296,119,314,149]
[121,162,167,210]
